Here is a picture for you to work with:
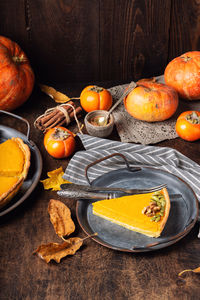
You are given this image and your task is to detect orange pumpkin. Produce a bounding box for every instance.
[124,79,179,122]
[0,36,35,111]
[80,85,112,113]
[164,51,200,100]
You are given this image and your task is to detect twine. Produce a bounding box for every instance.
[34,103,83,134]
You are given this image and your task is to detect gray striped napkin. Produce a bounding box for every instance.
[63,134,200,203]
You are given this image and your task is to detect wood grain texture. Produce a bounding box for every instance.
[99,0,171,81]
[0,0,30,53]
[168,0,200,60]
[0,82,200,300]
[0,0,200,83]
[27,0,100,83]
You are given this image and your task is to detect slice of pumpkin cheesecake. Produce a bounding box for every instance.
[0,138,30,176]
[0,137,31,208]
[92,187,170,238]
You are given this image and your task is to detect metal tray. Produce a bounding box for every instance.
[0,110,42,217]
[76,153,198,252]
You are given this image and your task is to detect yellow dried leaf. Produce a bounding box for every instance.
[178,266,200,276]
[40,167,71,191]
[33,237,83,263]
[40,84,71,103]
[48,199,75,237]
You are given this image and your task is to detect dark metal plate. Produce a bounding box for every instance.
[0,125,42,217]
[76,167,198,252]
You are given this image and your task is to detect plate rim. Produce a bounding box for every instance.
[76,166,199,252]
[0,125,43,218]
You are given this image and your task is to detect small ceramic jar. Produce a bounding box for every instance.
[84,110,114,138]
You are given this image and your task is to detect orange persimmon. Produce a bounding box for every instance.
[175,111,200,141]
[80,85,112,113]
[44,127,75,159]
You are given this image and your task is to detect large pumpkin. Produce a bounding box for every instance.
[0,36,35,111]
[164,51,200,100]
[124,79,179,122]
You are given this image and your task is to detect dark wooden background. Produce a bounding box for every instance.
[0,0,200,84]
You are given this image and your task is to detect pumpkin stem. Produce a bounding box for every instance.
[12,55,27,64]
[181,55,192,62]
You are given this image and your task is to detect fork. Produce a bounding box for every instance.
[57,183,167,200]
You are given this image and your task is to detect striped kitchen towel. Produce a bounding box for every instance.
[63,134,200,204]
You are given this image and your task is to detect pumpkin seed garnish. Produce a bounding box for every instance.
[155,215,161,222]
[142,191,166,222]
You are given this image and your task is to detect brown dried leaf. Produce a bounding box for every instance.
[40,84,71,103]
[48,199,75,237]
[178,266,200,276]
[33,237,83,263]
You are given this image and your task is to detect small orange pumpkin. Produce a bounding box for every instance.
[164,51,200,100]
[124,79,179,122]
[0,36,35,111]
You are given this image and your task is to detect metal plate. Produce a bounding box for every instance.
[0,125,42,217]
[76,167,198,252]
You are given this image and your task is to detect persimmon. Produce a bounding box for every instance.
[80,85,112,113]
[44,127,75,159]
[175,111,200,141]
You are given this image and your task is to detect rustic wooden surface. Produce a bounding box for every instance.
[0,0,199,83]
[0,82,200,300]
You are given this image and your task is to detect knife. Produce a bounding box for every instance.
[57,189,116,200]
[60,183,167,194]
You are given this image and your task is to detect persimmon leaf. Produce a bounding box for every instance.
[48,199,75,237]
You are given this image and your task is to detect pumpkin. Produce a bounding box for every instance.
[164,51,200,100]
[0,36,35,111]
[124,79,179,122]
[80,85,112,113]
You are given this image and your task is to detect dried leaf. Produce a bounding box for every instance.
[48,199,75,237]
[40,167,71,191]
[33,237,83,263]
[40,84,71,103]
[179,267,200,277]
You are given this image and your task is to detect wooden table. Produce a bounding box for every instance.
[1,82,200,300]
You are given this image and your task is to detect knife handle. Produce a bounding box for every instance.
[57,189,114,200]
